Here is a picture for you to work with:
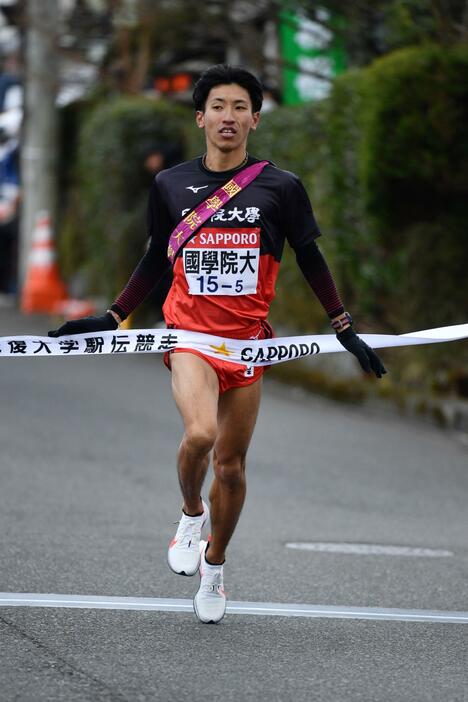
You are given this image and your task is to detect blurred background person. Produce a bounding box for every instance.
[0,43,21,295]
[142,142,183,323]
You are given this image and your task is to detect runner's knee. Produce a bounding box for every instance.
[184,424,217,456]
[213,452,246,487]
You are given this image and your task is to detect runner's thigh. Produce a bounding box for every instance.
[215,377,263,458]
[171,352,219,431]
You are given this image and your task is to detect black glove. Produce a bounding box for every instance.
[48,312,118,337]
[337,326,387,379]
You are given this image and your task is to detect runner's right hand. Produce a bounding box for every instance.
[48,312,118,337]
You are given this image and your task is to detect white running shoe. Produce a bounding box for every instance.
[193,540,226,624]
[167,500,209,576]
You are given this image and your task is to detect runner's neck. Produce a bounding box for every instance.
[203,149,248,173]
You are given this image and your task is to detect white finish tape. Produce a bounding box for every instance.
[0,323,467,365]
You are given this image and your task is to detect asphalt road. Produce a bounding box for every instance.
[1,308,467,702]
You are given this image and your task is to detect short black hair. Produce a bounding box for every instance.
[193,64,263,113]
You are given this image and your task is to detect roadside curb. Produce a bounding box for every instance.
[269,360,468,434]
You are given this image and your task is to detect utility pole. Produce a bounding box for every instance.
[19,0,59,286]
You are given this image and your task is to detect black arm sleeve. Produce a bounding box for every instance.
[295,241,345,319]
[111,177,172,320]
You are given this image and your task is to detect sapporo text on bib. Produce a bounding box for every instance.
[183,227,260,296]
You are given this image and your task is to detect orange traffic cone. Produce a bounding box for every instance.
[21,211,68,314]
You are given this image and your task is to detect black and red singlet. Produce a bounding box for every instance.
[111,156,344,335]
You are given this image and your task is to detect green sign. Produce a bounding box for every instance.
[279,8,347,105]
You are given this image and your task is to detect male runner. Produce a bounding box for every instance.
[50,64,386,624]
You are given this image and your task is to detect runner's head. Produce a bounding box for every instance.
[193,65,262,153]
[193,65,263,114]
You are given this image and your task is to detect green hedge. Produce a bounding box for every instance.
[59,96,189,300]
[324,43,468,335]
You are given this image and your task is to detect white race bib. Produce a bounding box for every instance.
[183,227,260,296]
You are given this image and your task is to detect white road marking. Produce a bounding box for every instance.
[285,543,454,557]
[0,593,467,623]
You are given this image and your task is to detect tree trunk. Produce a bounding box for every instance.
[19,0,59,286]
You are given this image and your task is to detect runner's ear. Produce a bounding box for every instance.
[250,112,261,131]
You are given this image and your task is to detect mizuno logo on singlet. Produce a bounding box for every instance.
[186,185,209,193]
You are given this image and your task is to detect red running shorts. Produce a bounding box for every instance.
[164,320,274,394]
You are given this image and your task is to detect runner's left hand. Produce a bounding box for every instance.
[337,327,387,378]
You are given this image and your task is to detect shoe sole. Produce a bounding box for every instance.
[193,594,225,624]
[167,556,200,577]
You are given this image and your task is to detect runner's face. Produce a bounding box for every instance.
[196,84,260,153]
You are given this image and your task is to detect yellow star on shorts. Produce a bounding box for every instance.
[209,342,234,357]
